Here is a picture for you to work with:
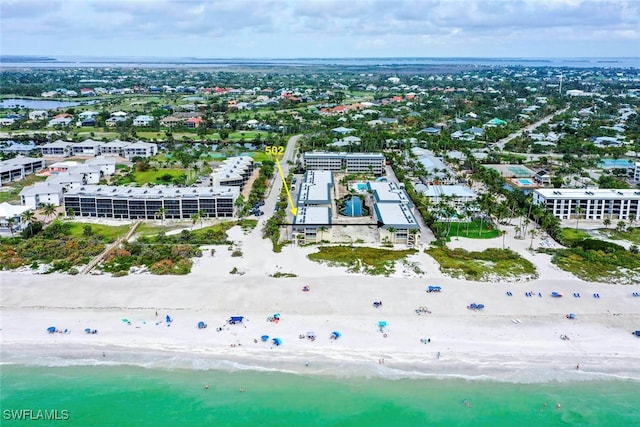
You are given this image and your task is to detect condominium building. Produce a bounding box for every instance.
[533,188,640,221]
[0,157,46,186]
[122,142,158,160]
[303,152,385,175]
[63,185,239,219]
[209,156,254,189]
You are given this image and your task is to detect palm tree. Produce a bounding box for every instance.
[198,210,206,229]
[156,207,166,225]
[529,229,538,250]
[66,207,75,217]
[387,226,396,244]
[190,213,199,230]
[40,203,57,224]
[21,210,35,225]
[6,217,16,237]
[616,220,626,233]
[317,226,328,243]
[575,206,584,230]
[603,217,611,229]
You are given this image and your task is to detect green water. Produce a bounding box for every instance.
[1,365,639,426]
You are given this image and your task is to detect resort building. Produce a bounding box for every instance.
[373,202,420,246]
[415,184,477,215]
[297,170,334,206]
[99,140,131,156]
[20,182,66,208]
[122,142,158,160]
[293,171,334,243]
[41,140,73,157]
[85,157,116,176]
[368,181,420,246]
[533,188,640,221]
[0,157,46,186]
[71,139,103,156]
[303,152,385,175]
[63,185,239,219]
[0,202,31,234]
[209,156,254,189]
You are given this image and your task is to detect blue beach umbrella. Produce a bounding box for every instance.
[272,338,282,346]
[331,331,342,339]
[261,335,269,342]
[47,326,56,333]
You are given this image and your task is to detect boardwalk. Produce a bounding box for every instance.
[81,220,142,274]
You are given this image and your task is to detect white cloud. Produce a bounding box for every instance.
[0,0,637,57]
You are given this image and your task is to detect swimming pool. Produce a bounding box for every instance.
[357,183,368,190]
[600,159,634,168]
[515,178,535,186]
[341,196,365,217]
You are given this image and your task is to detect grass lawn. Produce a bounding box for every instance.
[545,238,640,283]
[434,220,501,240]
[135,222,190,236]
[133,168,185,185]
[66,222,130,243]
[0,174,47,204]
[600,227,640,244]
[557,228,591,246]
[426,247,538,281]
[308,246,417,276]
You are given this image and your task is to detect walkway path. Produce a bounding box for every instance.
[491,105,570,151]
[82,220,142,274]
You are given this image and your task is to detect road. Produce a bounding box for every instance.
[491,106,570,151]
[259,134,301,226]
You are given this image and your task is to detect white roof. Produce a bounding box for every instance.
[294,206,331,226]
[419,185,477,198]
[535,188,640,200]
[374,203,419,228]
[298,170,333,205]
[0,202,31,218]
[65,185,239,199]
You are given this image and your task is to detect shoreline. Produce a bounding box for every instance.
[2,226,640,385]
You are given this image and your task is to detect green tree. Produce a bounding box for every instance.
[40,203,57,224]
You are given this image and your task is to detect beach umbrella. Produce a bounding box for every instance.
[272,338,282,346]
[378,321,387,328]
[47,326,56,333]
[476,304,485,309]
[197,321,205,329]
[273,313,280,319]
[331,331,342,339]
[84,328,91,334]
[261,335,269,342]
[121,318,129,323]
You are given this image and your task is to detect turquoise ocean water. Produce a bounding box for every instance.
[2,364,639,427]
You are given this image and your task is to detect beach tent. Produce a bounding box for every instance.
[47,326,56,333]
[634,330,640,337]
[166,315,172,323]
[261,335,269,342]
[331,331,342,339]
[469,303,478,309]
[229,316,244,324]
[476,304,485,310]
[272,338,282,346]
[567,313,576,320]
[197,321,206,329]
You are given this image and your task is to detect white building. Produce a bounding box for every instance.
[416,184,477,213]
[63,185,239,219]
[0,202,32,234]
[71,140,103,156]
[99,139,131,156]
[20,182,66,208]
[133,115,155,126]
[41,140,73,157]
[0,157,46,186]
[208,156,254,189]
[122,142,158,159]
[28,110,47,121]
[85,157,116,176]
[533,188,640,221]
[303,152,385,175]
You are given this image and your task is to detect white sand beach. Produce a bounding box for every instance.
[2,224,640,382]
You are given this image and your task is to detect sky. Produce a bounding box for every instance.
[1,0,638,58]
